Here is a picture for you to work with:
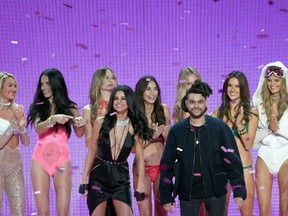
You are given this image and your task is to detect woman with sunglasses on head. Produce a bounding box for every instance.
[0,72,30,215]
[213,71,258,216]
[134,76,171,216]
[253,61,288,216]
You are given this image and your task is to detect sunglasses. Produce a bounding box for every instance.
[264,66,284,78]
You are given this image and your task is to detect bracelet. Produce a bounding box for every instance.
[19,127,26,134]
[237,126,247,136]
[78,184,88,194]
[47,116,55,128]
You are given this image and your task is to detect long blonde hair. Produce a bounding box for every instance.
[0,72,17,110]
[172,67,201,123]
[261,78,288,120]
[89,67,117,123]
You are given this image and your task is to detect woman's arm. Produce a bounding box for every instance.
[134,135,145,193]
[71,107,85,138]
[237,107,259,150]
[162,105,171,140]
[82,106,92,147]
[81,118,103,184]
[13,105,30,146]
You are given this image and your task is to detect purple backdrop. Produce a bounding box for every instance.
[1,0,288,215]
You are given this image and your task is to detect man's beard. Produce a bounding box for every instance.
[189,107,207,119]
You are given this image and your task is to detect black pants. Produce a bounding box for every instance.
[180,195,226,216]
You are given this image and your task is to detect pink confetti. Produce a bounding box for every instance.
[163,178,172,184]
[223,158,231,164]
[259,186,265,190]
[193,173,202,176]
[184,10,191,13]
[179,80,186,84]
[36,102,44,105]
[91,185,102,191]
[76,43,88,50]
[121,22,129,25]
[257,34,269,39]
[110,112,117,116]
[31,213,37,215]
[146,78,151,82]
[221,146,227,152]
[258,64,265,69]
[34,191,41,195]
[172,48,179,51]
[63,3,73,8]
[227,148,234,153]
[232,185,241,189]
[11,40,18,44]
[21,57,28,61]
[56,167,65,172]
[248,169,255,174]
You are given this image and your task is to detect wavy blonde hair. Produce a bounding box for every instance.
[0,72,17,110]
[261,78,288,120]
[89,67,117,123]
[172,67,201,123]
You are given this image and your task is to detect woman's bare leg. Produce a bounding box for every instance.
[31,160,50,216]
[133,164,152,216]
[153,175,167,216]
[240,168,255,216]
[113,199,132,216]
[53,161,71,216]
[278,160,288,216]
[91,201,108,216]
[256,157,272,216]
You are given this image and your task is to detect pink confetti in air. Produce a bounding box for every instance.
[232,185,241,189]
[110,112,117,116]
[179,80,186,84]
[172,48,179,51]
[121,22,129,25]
[36,102,44,105]
[91,185,102,191]
[257,34,269,39]
[11,40,18,44]
[184,10,191,13]
[227,148,234,153]
[34,191,41,195]
[221,146,227,152]
[190,127,195,132]
[63,3,73,8]
[56,167,65,172]
[163,178,172,184]
[146,78,151,82]
[76,43,88,50]
[21,57,28,61]
[223,158,231,164]
[280,8,288,12]
[257,64,264,69]
[248,170,255,174]
[31,213,37,215]
[259,186,265,190]
[193,173,202,176]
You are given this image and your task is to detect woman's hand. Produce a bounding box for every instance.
[51,114,73,125]
[73,116,86,127]
[13,105,26,128]
[269,114,279,132]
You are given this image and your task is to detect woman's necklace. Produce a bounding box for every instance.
[271,96,280,100]
[0,101,11,106]
[116,118,129,126]
[113,124,128,160]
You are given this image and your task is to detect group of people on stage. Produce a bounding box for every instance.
[0,60,287,216]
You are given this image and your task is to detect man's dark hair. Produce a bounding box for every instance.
[181,80,213,112]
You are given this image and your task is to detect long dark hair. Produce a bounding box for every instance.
[217,71,256,128]
[135,76,166,125]
[27,68,77,137]
[98,85,153,143]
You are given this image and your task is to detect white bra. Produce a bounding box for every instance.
[0,118,10,135]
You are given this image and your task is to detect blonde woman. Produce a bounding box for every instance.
[0,72,30,215]
[173,67,201,123]
[82,67,117,148]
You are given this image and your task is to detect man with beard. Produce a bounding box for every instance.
[159,80,246,216]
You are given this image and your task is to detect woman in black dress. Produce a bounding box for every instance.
[80,85,153,216]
